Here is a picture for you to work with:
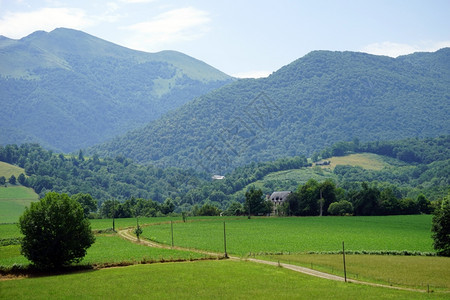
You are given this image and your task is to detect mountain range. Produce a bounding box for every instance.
[0,28,232,151]
[92,48,450,173]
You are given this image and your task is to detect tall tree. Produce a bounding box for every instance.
[19,192,95,269]
[431,195,450,256]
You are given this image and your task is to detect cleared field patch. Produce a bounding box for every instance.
[320,153,398,171]
[0,186,38,223]
[0,161,25,179]
[142,215,434,256]
[260,254,450,291]
[1,260,448,299]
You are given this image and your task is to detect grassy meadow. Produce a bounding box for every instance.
[1,259,449,299]
[141,215,434,256]
[0,186,38,223]
[260,253,450,291]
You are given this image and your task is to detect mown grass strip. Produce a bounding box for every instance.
[1,260,449,299]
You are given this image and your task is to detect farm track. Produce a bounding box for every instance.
[118,228,427,293]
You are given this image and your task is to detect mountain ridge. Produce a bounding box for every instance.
[92,48,450,173]
[0,28,233,151]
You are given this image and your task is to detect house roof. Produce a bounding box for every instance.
[270,191,291,201]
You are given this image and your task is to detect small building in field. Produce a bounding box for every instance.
[315,160,330,166]
[269,191,292,206]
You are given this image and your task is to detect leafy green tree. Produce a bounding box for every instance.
[431,196,450,256]
[18,173,26,185]
[198,203,221,216]
[8,175,16,185]
[19,192,95,269]
[417,194,431,214]
[244,186,271,216]
[0,176,6,185]
[224,201,244,216]
[327,200,353,216]
[72,193,98,218]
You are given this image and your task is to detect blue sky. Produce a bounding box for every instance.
[1,0,449,78]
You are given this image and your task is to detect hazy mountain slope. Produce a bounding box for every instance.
[92,48,450,173]
[0,28,232,151]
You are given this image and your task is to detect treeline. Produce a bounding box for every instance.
[282,179,433,217]
[0,143,208,205]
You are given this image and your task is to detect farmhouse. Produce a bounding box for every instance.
[269,191,292,206]
[315,160,330,166]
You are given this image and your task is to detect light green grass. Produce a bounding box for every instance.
[0,161,25,178]
[0,186,38,223]
[260,254,450,291]
[0,234,206,268]
[142,215,434,256]
[321,153,402,171]
[1,260,448,299]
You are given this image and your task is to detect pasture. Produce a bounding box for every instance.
[0,186,38,223]
[1,260,448,299]
[141,215,434,255]
[260,253,450,291]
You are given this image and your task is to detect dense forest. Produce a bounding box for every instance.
[0,28,232,151]
[92,49,450,172]
[1,135,448,217]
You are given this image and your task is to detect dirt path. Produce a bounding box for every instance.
[118,228,426,293]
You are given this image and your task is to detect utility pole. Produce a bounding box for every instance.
[223,221,228,258]
[171,220,174,248]
[112,198,116,232]
[319,188,324,217]
[342,241,347,282]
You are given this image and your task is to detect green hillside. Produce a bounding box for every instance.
[0,28,232,151]
[0,186,38,223]
[93,49,450,173]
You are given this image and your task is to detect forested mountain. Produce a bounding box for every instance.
[0,28,232,151]
[93,48,450,173]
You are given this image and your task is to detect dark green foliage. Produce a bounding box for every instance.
[0,176,5,185]
[431,195,450,256]
[327,200,354,216]
[94,49,450,172]
[8,175,16,185]
[17,173,26,185]
[19,192,95,269]
[244,186,272,216]
[197,203,221,216]
[0,143,208,206]
[0,28,232,152]
[72,193,98,218]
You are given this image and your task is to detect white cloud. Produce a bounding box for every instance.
[361,41,450,57]
[122,7,211,51]
[0,7,93,39]
[120,0,157,3]
[233,70,271,79]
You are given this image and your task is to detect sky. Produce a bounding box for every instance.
[1,0,449,78]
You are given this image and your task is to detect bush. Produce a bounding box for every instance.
[19,192,95,269]
[327,200,354,216]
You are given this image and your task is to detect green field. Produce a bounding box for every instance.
[141,215,434,256]
[260,253,450,291]
[0,234,207,268]
[1,260,448,299]
[0,186,38,223]
[320,153,402,171]
[0,161,25,179]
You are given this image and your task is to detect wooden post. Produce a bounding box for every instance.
[342,241,347,282]
[171,220,174,248]
[112,199,115,232]
[223,221,228,258]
